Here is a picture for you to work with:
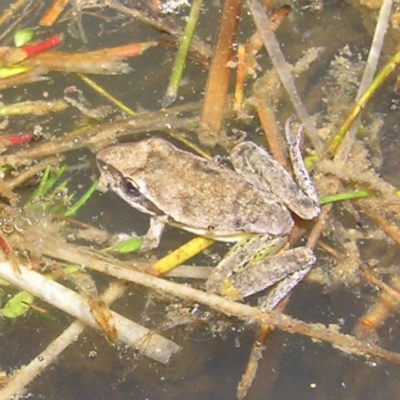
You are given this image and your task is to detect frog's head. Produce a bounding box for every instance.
[96,143,164,217]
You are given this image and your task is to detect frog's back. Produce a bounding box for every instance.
[98,138,293,239]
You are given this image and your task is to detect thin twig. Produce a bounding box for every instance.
[0,281,129,400]
[162,0,203,107]
[0,261,180,364]
[354,273,400,339]
[109,0,212,64]
[0,0,30,27]
[6,156,61,189]
[199,0,242,146]
[335,0,392,164]
[42,243,400,364]
[247,0,323,155]
[0,105,199,166]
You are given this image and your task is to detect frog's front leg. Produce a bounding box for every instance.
[140,217,165,251]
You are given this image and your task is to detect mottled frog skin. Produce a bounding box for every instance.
[97,122,319,311]
[96,138,295,240]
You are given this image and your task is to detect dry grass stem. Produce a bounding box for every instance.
[109,0,212,64]
[0,0,29,27]
[0,280,129,400]
[39,0,69,27]
[357,204,400,247]
[243,5,291,77]
[0,260,180,364]
[6,156,61,189]
[0,108,199,166]
[0,66,48,90]
[40,243,400,365]
[199,0,242,146]
[0,2,398,397]
[354,274,400,339]
[247,0,323,155]
[335,0,392,165]
[253,75,289,169]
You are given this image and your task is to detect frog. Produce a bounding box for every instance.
[96,119,320,311]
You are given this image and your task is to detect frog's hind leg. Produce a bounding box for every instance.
[225,247,315,311]
[205,235,286,297]
[259,251,314,312]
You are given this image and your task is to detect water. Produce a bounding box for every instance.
[0,1,400,399]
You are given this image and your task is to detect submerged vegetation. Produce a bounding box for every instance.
[0,0,399,399]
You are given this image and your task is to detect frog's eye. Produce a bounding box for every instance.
[124,178,140,196]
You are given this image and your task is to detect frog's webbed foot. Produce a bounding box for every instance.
[139,217,165,252]
[206,246,315,312]
[257,248,314,312]
[285,116,319,207]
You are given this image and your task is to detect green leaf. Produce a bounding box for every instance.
[102,237,142,253]
[62,266,80,275]
[318,190,369,206]
[304,154,319,171]
[63,181,97,217]
[14,28,34,47]
[3,290,34,318]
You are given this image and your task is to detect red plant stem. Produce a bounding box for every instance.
[3,34,63,65]
[21,34,63,59]
[0,133,34,147]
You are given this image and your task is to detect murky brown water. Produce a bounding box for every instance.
[0,1,400,399]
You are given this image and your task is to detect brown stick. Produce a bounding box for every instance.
[253,83,289,169]
[199,0,242,146]
[43,244,400,365]
[39,0,69,27]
